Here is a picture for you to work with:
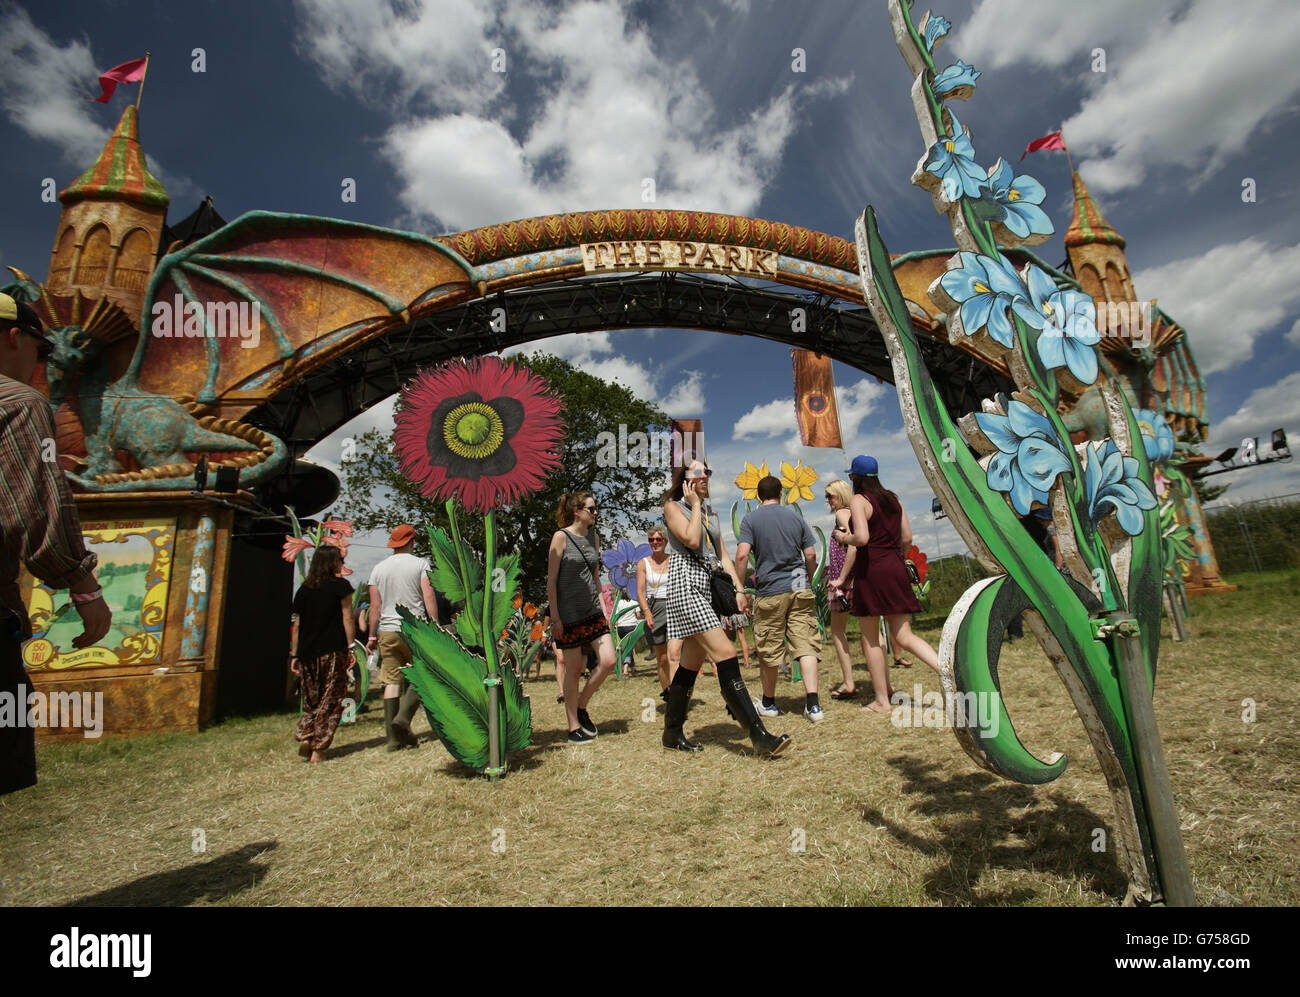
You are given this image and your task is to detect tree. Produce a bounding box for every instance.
[334,352,671,602]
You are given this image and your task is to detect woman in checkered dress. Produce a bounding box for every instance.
[660,459,790,757]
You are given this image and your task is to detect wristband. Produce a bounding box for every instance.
[70,587,103,604]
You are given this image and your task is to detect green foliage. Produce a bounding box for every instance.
[399,607,531,769]
[1205,500,1300,574]
[335,352,668,602]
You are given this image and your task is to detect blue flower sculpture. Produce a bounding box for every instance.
[1023,266,1101,384]
[985,159,1054,240]
[1085,441,1158,535]
[938,252,1038,348]
[975,399,1073,515]
[924,14,951,51]
[603,538,651,599]
[1135,409,1176,462]
[933,60,981,100]
[922,111,988,202]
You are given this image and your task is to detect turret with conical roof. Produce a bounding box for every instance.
[1064,171,1134,303]
[46,104,169,325]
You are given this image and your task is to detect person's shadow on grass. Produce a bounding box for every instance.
[861,755,1128,904]
[61,841,279,907]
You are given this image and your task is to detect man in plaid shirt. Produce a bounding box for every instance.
[0,293,110,793]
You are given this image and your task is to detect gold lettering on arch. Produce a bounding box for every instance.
[580,240,778,279]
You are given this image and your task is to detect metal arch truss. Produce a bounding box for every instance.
[247,271,1013,462]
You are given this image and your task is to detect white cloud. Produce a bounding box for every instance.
[0,8,115,166]
[1132,237,1300,375]
[1207,371,1300,453]
[956,0,1300,194]
[296,0,848,231]
[733,397,793,439]
[661,370,707,414]
[293,0,508,114]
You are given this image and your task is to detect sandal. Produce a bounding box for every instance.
[830,686,857,700]
[893,657,914,669]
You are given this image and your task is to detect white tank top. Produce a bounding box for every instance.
[642,555,669,598]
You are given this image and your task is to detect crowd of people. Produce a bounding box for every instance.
[283,452,944,761]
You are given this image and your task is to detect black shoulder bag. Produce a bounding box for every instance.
[699,508,739,617]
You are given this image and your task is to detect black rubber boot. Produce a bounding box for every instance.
[383,698,404,752]
[662,686,702,752]
[716,660,790,758]
[391,685,421,748]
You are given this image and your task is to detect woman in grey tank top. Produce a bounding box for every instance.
[659,460,790,757]
[546,491,616,745]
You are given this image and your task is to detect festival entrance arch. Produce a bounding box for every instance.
[10,198,1216,740]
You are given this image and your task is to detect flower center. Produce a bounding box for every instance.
[974,281,990,294]
[944,140,955,153]
[443,401,505,459]
[1007,189,1020,201]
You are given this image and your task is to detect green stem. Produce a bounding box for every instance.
[481,509,504,766]
[444,499,478,644]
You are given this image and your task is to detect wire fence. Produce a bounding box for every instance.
[1203,493,1300,575]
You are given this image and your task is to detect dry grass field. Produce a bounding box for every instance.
[2,570,1296,907]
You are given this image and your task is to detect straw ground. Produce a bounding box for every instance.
[1,570,1295,906]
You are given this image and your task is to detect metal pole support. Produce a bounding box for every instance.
[1107,612,1196,905]
[484,674,502,781]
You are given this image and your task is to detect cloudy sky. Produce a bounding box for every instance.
[3,0,1299,581]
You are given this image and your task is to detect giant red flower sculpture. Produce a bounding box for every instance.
[394,357,564,512]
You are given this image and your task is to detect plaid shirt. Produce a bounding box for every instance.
[0,375,97,638]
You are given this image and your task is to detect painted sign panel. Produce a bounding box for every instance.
[22,518,176,671]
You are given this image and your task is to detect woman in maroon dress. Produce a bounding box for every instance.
[831,456,939,713]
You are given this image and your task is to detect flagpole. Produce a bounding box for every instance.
[1061,126,1074,178]
[136,52,150,109]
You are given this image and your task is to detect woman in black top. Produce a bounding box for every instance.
[290,545,356,762]
[546,491,615,745]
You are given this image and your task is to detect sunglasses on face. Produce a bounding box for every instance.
[18,328,51,362]
[583,505,598,514]
[687,469,713,479]
[649,537,665,543]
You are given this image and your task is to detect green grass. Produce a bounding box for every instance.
[1,569,1295,906]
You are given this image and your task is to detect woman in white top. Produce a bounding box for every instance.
[636,524,672,694]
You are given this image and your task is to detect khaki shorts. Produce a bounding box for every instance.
[378,631,413,685]
[751,589,821,666]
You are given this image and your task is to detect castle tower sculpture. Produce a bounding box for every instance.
[46,104,168,327]
[1063,171,1135,304]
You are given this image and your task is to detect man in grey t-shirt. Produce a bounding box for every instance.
[366,524,440,751]
[735,476,823,723]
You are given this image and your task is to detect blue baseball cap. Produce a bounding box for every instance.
[846,455,878,476]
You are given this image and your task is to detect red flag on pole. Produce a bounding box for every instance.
[90,58,147,103]
[791,349,844,448]
[1020,129,1066,161]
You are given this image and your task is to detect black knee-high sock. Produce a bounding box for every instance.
[671,665,699,691]
[714,656,741,685]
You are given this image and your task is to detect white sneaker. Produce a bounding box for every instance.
[753,698,780,718]
[804,704,825,724]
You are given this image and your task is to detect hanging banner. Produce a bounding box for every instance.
[670,418,707,469]
[792,349,844,448]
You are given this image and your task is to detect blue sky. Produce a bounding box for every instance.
[3,0,1300,581]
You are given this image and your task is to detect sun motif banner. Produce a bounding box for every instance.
[792,349,843,448]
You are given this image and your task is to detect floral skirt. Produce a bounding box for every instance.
[556,612,610,650]
[295,648,353,752]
